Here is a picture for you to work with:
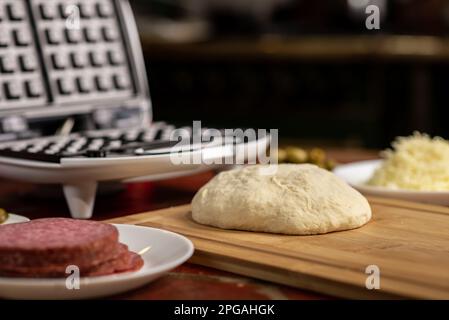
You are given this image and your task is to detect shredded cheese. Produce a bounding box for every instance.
[367,132,449,191]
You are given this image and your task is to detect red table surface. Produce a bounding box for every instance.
[0,148,377,299]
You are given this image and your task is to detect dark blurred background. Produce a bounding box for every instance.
[130,0,449,148]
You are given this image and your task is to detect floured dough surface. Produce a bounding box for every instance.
[191,164,371,235]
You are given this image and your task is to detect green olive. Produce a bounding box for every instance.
[325,159,337,171]
[286,147,308,163]
[276,148,288,163]
[308,148,326,164]
[0,208,8,224]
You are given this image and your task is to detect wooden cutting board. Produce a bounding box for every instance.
[108,197,449,299]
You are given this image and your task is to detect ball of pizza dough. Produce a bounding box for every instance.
[191,164,371,235]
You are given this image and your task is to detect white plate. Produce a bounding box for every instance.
[1,213,30,225]
[0,224,194,299]
[334,159,449,206]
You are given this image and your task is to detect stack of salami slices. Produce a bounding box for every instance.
[0,218,143,277]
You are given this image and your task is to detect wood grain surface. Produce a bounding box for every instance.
[109,196,449,299]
